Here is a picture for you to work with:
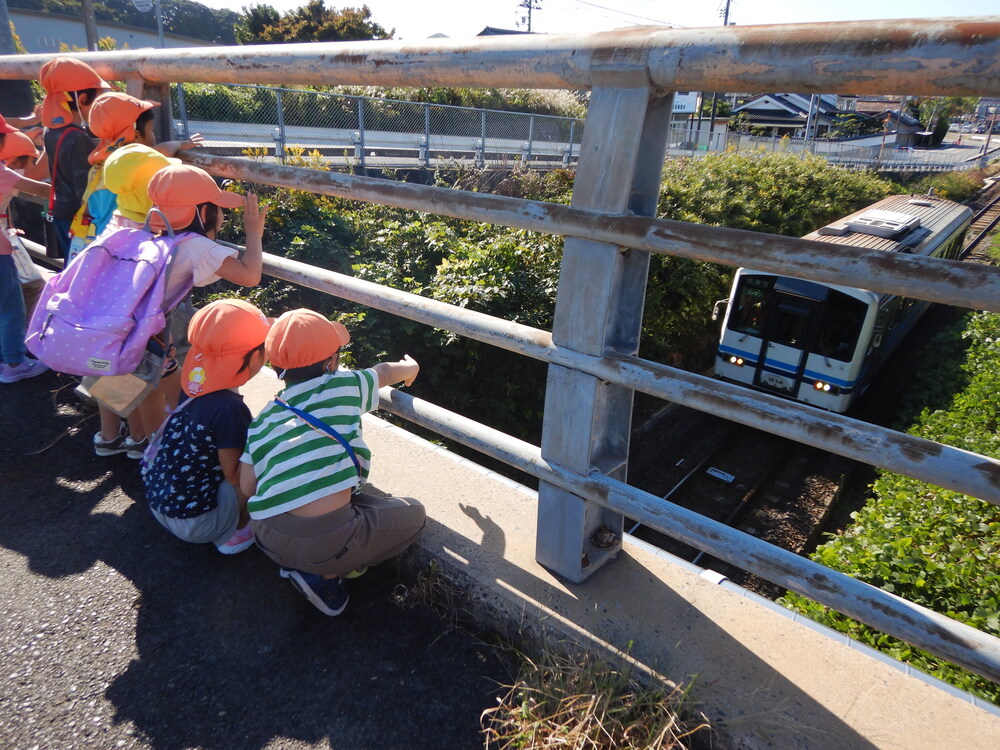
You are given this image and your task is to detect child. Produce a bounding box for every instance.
[124,164,266,441]
[0,126,52,384]
[239,309,426,616]
[39,57,109,259]
[88,143,180,458]
[142,299,269,554]
[71,91,202,257]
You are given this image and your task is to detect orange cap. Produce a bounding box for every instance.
[146,164,243,231]
[39,57,110,128]
[266,309,350,371]
[0,131,39,162]
[182,299,271,397]
[87,92,158,164]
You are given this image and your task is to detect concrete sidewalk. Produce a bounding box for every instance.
[243,368,1000,750]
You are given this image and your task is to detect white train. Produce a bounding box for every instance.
[714,194,972,412]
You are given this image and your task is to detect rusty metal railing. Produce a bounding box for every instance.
[4,16,1000,685]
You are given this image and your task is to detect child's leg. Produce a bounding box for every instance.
[98,404,123,442]
[346,492,427,569]
[0,255,28,366]
[137,387,168,436]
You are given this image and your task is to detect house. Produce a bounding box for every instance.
[730,93,844,138]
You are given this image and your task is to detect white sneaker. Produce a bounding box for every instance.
[0,359,49,383]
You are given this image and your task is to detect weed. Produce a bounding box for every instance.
[481,648,710,749]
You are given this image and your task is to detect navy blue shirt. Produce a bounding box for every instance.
[143,390,251,519]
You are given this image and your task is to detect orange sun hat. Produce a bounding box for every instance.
[182,299,272,397]
[146,164,243,232]
[88,92,158,164]
[39,57,110,128]
[265,309,351,372]
[0,131,40,163]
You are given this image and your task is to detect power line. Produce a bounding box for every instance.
[568,0,682,27]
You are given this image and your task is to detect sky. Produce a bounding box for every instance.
[191,0,1000,41]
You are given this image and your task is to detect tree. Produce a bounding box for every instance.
[234,1,392,44]
[825,112,882,139]
[234,4,280,45]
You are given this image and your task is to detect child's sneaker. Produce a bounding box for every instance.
[0,359,49,383]
[279,567,349,616]
[216,524,256,555]
[344,566,368,580]
[124,436,149,460]
[93,430,128,456]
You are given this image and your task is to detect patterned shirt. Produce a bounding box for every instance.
[241,368,379,520]
[143,389,251,518]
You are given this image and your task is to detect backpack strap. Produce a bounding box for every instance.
[274,397,362,477]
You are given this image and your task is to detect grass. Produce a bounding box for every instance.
[392,561,710,750]
[481,648,710,750]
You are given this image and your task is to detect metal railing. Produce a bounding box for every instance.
[172,82,993,173]
[4,16,1000,685]
[172,83,585,169]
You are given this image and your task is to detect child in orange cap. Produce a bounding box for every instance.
[142,299,270,554]
[0,124,54,384]
[70,91,203,259]
[39,57,110,259]
[240,309,425,616]
[102,164,268,453]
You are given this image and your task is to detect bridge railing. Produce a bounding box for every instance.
[173,82,585,168]
[4,16,1000,686]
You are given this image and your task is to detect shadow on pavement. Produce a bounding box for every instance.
[0,373,508,750]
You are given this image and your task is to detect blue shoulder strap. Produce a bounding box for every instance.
[275,397,362,476]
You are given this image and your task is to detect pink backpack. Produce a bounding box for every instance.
[26,225,194,377]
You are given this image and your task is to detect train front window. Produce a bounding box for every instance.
[770,299,812,347]
[814,291,867,361]
[728,275,775,336]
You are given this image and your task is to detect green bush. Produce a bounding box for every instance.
[781,311,1000,703]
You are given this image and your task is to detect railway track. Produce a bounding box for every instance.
[627,406,847,597]
[962,192,1000,259]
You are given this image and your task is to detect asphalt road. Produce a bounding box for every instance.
[0,371,508,750]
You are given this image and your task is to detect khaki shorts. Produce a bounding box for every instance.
[252,491,426,577]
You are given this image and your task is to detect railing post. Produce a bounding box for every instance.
[176,81,190,139]
[480,109,487,165]
[422,103,431,167]
[567,120,576,163]
[524,114,535,163]
[274,88,286,162]
[536,60,673,582]
[357,97,367,171]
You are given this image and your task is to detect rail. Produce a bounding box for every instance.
[4,16,1000,686]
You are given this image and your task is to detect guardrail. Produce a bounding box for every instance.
[4,16,1000,685]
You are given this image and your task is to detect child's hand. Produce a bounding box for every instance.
[179,133,205,151]
[242,192,268,239]
[401,354,418,386]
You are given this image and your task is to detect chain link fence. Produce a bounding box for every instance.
[172,83,585,170]
[172,83,993,173]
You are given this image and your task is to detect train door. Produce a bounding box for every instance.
[752,293,819,396]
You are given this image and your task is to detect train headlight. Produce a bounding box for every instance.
[814,381,832,392]
[728,355,745,367]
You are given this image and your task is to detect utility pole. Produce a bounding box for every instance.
[81,0,99,50]
[518,0,540,33]
[708,0,733,150]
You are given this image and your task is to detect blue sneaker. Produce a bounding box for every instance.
[279,567,349,616]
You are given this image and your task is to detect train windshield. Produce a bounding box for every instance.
[813,291,867,362]
[727,275,775,336]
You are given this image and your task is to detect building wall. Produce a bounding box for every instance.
[10,10,212,53]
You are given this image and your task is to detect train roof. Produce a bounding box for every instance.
[803,194,972,256]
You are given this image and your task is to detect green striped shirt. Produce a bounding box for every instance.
[242,367,379,519]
